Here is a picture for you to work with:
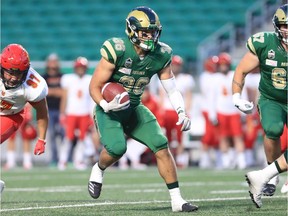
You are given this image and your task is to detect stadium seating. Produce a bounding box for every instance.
[1,0,258,61]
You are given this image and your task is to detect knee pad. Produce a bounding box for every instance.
[264,122,284,140]
[105,141,127,158]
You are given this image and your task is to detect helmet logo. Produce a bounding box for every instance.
[131,25,136,30]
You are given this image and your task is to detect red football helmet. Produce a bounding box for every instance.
[22,122,37,140]
[74,56,88,68]
[218,52,231,65]
[1,44,30,88]
[171,55,183,66]
[204,56,219,72]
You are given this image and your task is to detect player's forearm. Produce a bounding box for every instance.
[232,71,246,94]
[233,51,259,95]
[35,102,49,140]
[89,84,104,105]
[36,117,48,140]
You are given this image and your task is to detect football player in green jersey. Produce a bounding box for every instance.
[245,149,288,208]
[232,4,288,206]
[88,6,198,212]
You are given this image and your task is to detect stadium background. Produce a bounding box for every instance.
[0,0,284,165]
[1,0,282,74]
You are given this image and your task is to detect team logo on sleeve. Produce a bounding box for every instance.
[124,58,133,68]
[268,49,275,59]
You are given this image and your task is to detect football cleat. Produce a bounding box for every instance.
[181,203,198,212]
[262,175,279,196]
[172,201,198,212]
[0,180,5,195]
[88,162,104,199]
[88,181,102,199]
[281,181,288,194]
[262,184,276,196]
[245,171,269,208]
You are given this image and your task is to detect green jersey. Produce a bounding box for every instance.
[246,32,287,104]
[100,37,172,106]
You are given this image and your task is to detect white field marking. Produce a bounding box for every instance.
[4,181,247,193]
[0,195,286,212]
[7,187,83,193]
[210,190,247,194]
[125,189,166,193]
[6,186,84,193]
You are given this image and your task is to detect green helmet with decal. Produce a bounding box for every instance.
[272,4,288,44]
[125,6,162,51]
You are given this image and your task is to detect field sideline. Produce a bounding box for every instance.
[0,167,287,216]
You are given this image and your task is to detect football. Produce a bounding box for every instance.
[101,82,130,104]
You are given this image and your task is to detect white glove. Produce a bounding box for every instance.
[100,93,130,113]
[176,112,191,131]
[232,93,254,114]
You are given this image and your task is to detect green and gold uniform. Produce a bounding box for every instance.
[94,37,172,157]
[247,32,287,139]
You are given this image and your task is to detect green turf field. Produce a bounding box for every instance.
[0,167,287,216]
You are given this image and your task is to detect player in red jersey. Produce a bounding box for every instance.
[0,44,49,195]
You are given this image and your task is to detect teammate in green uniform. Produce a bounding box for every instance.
[245,149,288,208]
[87,6,198,212]
[232,4,287,206]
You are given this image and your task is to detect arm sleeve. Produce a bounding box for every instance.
[160,77,185,114]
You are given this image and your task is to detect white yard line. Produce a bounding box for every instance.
[0,195,286,212]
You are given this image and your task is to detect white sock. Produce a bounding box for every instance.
[73,140,85,164]
[58,138,71,164]
[169,188,185,204]
[199,151,211,168]
[262,163,279,183]
[89,162,104,183]
[245,149,254,167]
[6,151,16,167]
[23,152,32,166]
[215,150,223,168]
[236,152,246,169]
[222,152,231,169]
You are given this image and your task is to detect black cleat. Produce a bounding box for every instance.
[262,184,276,196]
[88,181,102,199]
[181,203,198,212]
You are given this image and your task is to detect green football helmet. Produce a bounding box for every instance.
[125,6,162,51]
[272,4,288,44]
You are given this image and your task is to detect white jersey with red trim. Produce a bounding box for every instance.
[211,71,248,115]
[61,73,92,115]
[162,73,195,110]
[0,67,48,115]
[199,71,217,112]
